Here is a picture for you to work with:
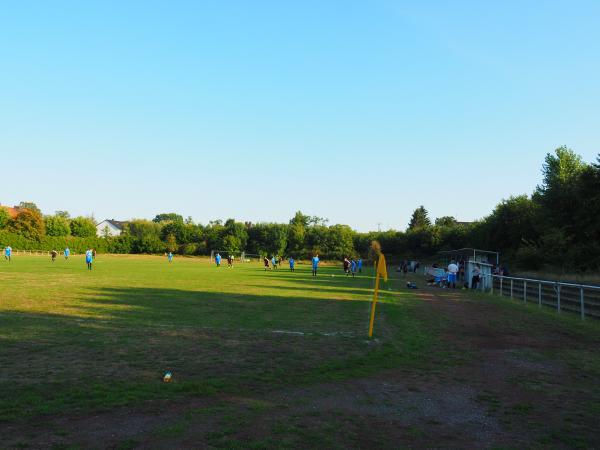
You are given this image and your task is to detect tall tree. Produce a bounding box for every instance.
[18,201,41,214]
[9,209,45,240]
[70,217,97,237]
[44,215,71,237]
[408,206,431,230]
[0,208,9,229]
[534,146,585,230]
[434,216,458,227]
[55,210,71,219]
[153,213,184,223]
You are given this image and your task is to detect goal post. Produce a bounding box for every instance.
[210,250,260,263]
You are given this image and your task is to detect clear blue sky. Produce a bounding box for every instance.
[1,1,599,231]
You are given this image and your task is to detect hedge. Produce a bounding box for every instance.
[0,231,133,254]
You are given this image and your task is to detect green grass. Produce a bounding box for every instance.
[0,254,439,421]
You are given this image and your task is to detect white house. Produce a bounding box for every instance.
[96,219,126,237]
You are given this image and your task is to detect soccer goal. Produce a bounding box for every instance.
[210,251,260,263]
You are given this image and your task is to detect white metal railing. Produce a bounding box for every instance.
[489,274,600,320]
[9,249,76,256]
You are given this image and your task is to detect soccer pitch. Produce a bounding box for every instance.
[2,255,600,448]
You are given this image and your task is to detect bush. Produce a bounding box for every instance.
[106,235,134,254]
[70,217,97,238]
[515,245,543,270]
[132,236,165,254]
[0,231,108,253]
[179,243,198,255]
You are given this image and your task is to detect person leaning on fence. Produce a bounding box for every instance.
[471,264,481,289]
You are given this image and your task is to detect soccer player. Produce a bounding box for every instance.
[271,256,278,269]
[311,254,319,276]
[4,245,12,262]
[227,254,233,268]
[215,253,222,267]
[51,250,58,262]
[64,247,70,260]
[343,257,350,276]
[447,260,459,289]
[263,256,270,271]
[168,252,173,262]
[85,249,93,270]
[289,257,295,271]
[350,259,357,278]
[358,258,363,273]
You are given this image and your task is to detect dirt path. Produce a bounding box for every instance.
[3,286,599,449]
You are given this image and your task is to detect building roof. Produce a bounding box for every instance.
[97,219,127,230]
[0,204,19,219]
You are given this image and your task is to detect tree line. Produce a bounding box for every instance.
[1,147,598,271]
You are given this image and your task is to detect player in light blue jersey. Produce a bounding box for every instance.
[311,254,319,276]
[4,246,12,262]
[85,249,93,270]
[289,257,295,272]
[64,247,70,260]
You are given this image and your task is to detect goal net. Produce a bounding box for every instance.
[210,251,260,263]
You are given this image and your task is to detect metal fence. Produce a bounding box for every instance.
[490,275,600,320]
[11,249,69,256]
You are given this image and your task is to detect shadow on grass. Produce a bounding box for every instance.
[0,284,439,423]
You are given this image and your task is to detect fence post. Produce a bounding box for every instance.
[557,284,561,313]
[580,287,585,320]
[491,276,494,295]
[538,283,542,308]
[524,280,527,303]
[500,278,503,297]
[510,279,514,299]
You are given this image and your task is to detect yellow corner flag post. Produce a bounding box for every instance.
[368,252,388,338]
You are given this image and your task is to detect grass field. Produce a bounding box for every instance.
[1,254,600,449]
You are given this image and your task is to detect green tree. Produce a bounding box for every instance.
[0,208,9,229]
[305,225,329,256]
[70,217,97,238]
[160,221,190,244]
[55,210,70,219]
[153,213,184,223]
[325,224,355,259]
[165,233,178,252]
[534,146,586,229]
[223,219,248,250]
[44,215,71,237]
[18,201,41,214]
[476,195,539,255]
[289,211,310,227]
[408,206,431,230]
[435,216,458,227]
[9,209,45,240]
[286,222,306,256]
[222,234,242,252]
